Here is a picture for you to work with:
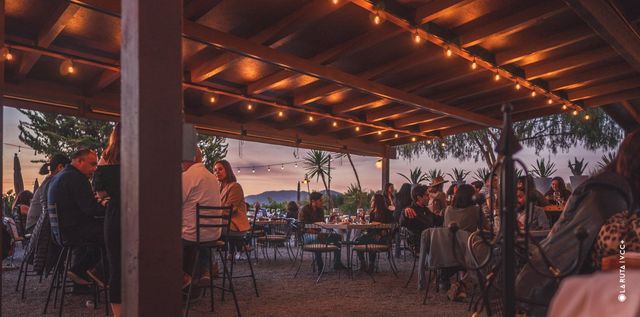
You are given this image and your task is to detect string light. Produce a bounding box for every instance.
[531,91,536,97]
[515,83,521,90]
[427,140,432,144]
[561,105,568,110]
[277,111,284,117]
[369,9,383,25]
[246,103,253,111]
[237,168,241,174]
[281,164,284,170]
[411,137,416,142]
[471,59,477,70]
[308,115,314,122]
[445,47,452,57]
[209,95,217,104]
[375,159,383,169]
[331,0,339,4]
[332,121,338,127]
[584,113,590,120]
[60,59,75,76]
[572,110,578,116]
[547,98,553,105]
[494,72,500,81]
[413,29,421,44]
[252,167,256,173]
[377,131,382,135]
[441,142,446,147]
[355,126,360,132]
[294,162,298,168]
[1,47,13,61]
[267,166,271,172]
[394,133,398,138]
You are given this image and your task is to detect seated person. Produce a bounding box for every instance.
[517,175,548,207]
[181,148,221,287]
[444,184,484,233]
[401,185,437,249]
[47,149,106,286]
[299,192,346,271]
[25,154,70,233]
[354,194,394,273]
[516,189,550,230]
[285,201,299,219]
[544,176,572,205]
[471,180,486,207]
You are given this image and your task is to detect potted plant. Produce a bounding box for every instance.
[447,168,470,185]
[473,168,490,182]
[568,157,589,189]
[397,167,429,185]
[426,168,444,183]
[530,158,557,193]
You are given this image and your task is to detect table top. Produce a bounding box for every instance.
[543,205,564,212]
[313,222,392,230]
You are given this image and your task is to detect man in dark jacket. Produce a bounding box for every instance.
[48,149,106,285]
[401,184,436,238]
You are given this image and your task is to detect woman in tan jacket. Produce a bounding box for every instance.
[213,160,250,232]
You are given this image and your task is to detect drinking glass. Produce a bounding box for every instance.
[553,191,561,205]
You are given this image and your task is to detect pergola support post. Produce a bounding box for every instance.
[121,1,183,316]
[0,0,5,313]
[381,157,390,193]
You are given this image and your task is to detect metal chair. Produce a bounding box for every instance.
[183,204,240,317]
[293,223,340,284]
[351,223,399,282]
[15,209,54,300]
[256,218,294,262]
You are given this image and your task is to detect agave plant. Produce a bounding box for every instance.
[447,168,470,184]
[530,158,557,178]
[515,168,524,178]
[597,152,616,169]
[426,168,444,182]
[568,157,588,176]
[397,167,429,185]
[473,168,491,182]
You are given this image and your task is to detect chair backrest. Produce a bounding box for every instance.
[424,227,471,268]
[47,204,64,247]
[3,217,22,242]
[298,223,331,247]
[195,204,232,243]
[268,218,290,237]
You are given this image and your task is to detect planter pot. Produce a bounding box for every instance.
[570,175,589,190]
[533,177,552,194]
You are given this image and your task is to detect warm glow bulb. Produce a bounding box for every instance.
[413,31,421,44]
[515,83,521,90]
[281,164,284,170]
[547,98,553,105]
[377,131,382,135]
[471,61,477,70]
[427,140,432,144]
[561,105,568,110]
[441,142,446,147]
[247,104,253,110]
[411,137,416,142]
[332,121,338,127]
[60,59,75,76]
[237,169,240,174]
[369,11,383,25]
[531,91,536,97]
[252,168,255,173]
[278,111,284,117]
[445,48,452,57]
[332,0,339,4]
[308,116,314,122]
[494,73,500,81]
[375,159,383,169]
[1,47,13,61]
[209,96,216,103]
[267,166,271,172]
[584,114,590,120]
[5,52,13,61]
[572,110,578,116]
[355,126,360,132]
[394,133,398,138]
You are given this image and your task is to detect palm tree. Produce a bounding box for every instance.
[303,150,333,206]
[335,152,361,195]
[397,167,429,185]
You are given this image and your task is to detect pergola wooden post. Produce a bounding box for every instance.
[381,158,390,193]
[0,0,5,314]
[120,0,183,316]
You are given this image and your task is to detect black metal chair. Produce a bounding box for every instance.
[293,223,340,284]
[256,218,294,262]
[183,204,240,317]
[42,204,108,317]
[15,209,54,300]
[223,210,259,299]
[351,223,399,282]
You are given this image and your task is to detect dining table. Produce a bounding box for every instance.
[543,204,564,225]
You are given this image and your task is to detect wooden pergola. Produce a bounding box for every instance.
[1,0,640,315]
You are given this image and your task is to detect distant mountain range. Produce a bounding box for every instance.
[245,190,341,204]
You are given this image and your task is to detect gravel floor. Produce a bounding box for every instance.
[2,247,471,317]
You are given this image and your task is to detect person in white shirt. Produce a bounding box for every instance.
[181,147,221,287]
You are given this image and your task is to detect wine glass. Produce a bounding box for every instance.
[553,191,562,205]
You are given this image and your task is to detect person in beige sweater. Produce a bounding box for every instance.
[213,160,250,232]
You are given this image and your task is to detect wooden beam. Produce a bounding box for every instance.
[332,95,386,114]
[121,0,183,316]
[415,0,476,25]
[621,100,640,124]
[184,0,222,21]
[15,2,79,79]
[189,0,346,82]
[419,117,465,133]
[495,27,594,65]
[566,0,640,73]
[366,104,419,122]
[568,77,640,100]
[583,88,640,108]
[460,2,566,47]
[85,69,120,95]
[183,21,501,127]
[525,47,617,79]
[247,27,402,94]
[548,63,632,90]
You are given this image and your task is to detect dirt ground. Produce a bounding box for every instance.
[2,247,471,317]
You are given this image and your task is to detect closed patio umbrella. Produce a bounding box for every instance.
[33,178,39,192]
[13,153,24,194]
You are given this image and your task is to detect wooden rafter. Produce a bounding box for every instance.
[184,0,222,21]
[525,46,617,79]
[548,63,632,90]
[621,100,640,124]
[15,2,79,79]
[414,0,476,25]
[495,27,594,65]
[189,0,347,83]
[568,77,640,100]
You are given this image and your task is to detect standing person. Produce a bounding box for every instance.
[384,183,396,212]
[516,129,640,315]
[213,160,250,254]
[11,190,33,237]
[299,192,346,271]
[48,149,106,286]
[428,176,448,226]
[544,177,571,205]
[92,123,122,316]
[25,154,70,233]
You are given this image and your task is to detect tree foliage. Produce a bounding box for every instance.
[198,134,229,171]
[18,110,113,158]
[395,108,623,168]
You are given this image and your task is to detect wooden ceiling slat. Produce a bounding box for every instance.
[332,95,386,114]
[15,2,80,79]
[419,117,464,133]
[184,0,223,21]
[189,0,347,83]
[566,0,640,73]
[460,1,567,47]
[621,100,640,124]
[495,27,594,65]
[247,27,402,94]
[366,105,418,122]
[583,88,640,108]
[525,47,616,79]
[568,78,640,100]
[548,63,632,90]
[415,0,477,25]
[85,69,119,95]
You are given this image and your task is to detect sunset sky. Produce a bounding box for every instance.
[3,107,611,196]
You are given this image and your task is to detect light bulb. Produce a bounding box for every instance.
[427,140,432,144]
[246,103,253,110]
[531,91,536,97]
[572,110,578,116]
[441,142,446,147]
[411,137,416,142]
[252,168,256,173]
[332,121,338,127]
[471,60,477,70]
[209,96,217,103]
[547,98,553,105]
[281,164,284,170]
[267,166,271,172]
[494,73,500,81]
[294,162,298,168]
[237,169,241,174]
[332,0,339,4]
[377,131,382,135]
[413,31,421,44]
[561,105,568,110]
[515,83,521,90]
[369,11,383,25]
[308,116,314,122]
[394,133,398,138]
[1,47,12,61]
[355,126,360,132]
[445,48,452,57]
[278,111,284,117]
[60,59,75,76]
[584,114,590,120]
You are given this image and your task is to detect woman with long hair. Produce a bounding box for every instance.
[384,183,396,212]
[93,122,122,316]
[285,201,299,219]
[544,176,571,205]
[516,129,640,315]
[354,194,394,273]
[11,190,33,237]
[444,184,483,232]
